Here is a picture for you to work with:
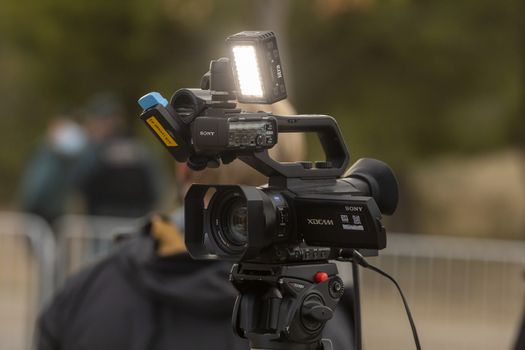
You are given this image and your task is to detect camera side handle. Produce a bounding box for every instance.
[239,114,349,179]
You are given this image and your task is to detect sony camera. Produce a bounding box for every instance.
[138,31,399,263]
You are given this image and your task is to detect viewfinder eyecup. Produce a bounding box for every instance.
[344,158,399,215]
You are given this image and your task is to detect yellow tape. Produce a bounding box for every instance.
[146,116,178,147]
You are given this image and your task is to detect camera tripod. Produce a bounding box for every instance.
[230,261,360,350]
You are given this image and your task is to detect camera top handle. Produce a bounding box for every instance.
[239,114,349,180]
[138,88,350,180]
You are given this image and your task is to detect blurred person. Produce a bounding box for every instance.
[18,117,87,225]
[36,101,355,350]
[72,92,165,218]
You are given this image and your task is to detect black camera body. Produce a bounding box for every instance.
[186,175,388,263]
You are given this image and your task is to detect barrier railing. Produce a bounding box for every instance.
[0,212,56,350]
[337,233,525,350]
[0,211,523,350]
[54,215,139,285]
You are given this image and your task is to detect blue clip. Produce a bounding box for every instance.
[138,92,168,110]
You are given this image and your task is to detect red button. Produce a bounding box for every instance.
[314,272,329,283]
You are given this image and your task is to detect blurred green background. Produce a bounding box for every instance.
[1,0,524,238]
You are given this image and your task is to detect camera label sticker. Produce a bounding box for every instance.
[287,282,305,292]
[342,215,365,231]
[146,116,178,147]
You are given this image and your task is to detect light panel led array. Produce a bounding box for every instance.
[226,31,287,104]
[231,45,264,98]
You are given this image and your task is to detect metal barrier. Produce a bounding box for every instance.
[0,213,138,349]
[0,211,523,350]
[337,234,525,350]
[0,212,56,350]
[55,215,140,284]
[56,220,525,349]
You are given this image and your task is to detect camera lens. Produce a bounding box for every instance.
[209,190,249,254]
[224,197,248,245]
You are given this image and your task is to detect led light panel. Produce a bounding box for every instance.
[231,45,264,98]
[226,31,287,104]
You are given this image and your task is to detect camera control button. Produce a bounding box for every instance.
[328,277,345,299]
[314,272,329,283]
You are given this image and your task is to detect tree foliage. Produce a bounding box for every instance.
[288,0,523,166]
[0,0,523,203]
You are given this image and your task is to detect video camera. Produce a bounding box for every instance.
[138,31,400,350]
[138,31,398,264]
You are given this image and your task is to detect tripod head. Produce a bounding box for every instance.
[231,262,344,350]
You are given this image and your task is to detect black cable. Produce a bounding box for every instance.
[351,259,362,350]
[351,250,422,350]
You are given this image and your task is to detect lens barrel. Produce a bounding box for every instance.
[185,185,286,261]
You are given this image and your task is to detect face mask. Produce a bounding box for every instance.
[51,121,87,156]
